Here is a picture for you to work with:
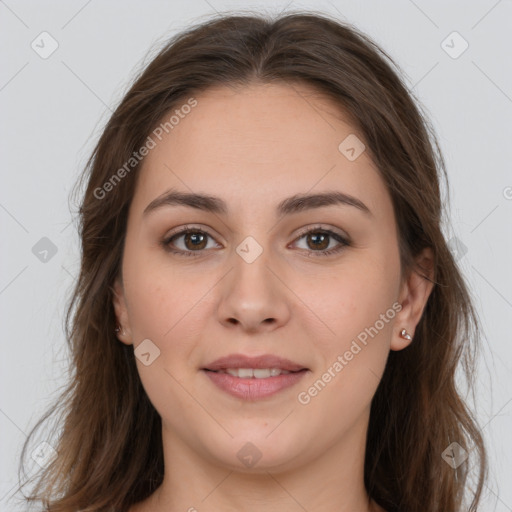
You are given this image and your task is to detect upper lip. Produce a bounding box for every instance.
[203,354,307,372]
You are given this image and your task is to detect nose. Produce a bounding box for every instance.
[215,244,291,334]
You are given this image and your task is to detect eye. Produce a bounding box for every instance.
[161,225,350,257]
[162,226,219,257]
[291,226,350,257]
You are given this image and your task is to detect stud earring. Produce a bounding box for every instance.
[400,328,412,341]
[115,324,124,335]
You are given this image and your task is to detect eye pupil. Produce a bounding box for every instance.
[308,233,329,250]
[185,232,207,250]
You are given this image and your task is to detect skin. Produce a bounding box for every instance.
[112,82,434,512]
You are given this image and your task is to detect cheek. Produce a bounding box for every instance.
[123,241,206,337]
[293,253,399,406]
[295,276,396,430]
[121,251,208,409]
[300,259,399,349]
[123,265,209,428]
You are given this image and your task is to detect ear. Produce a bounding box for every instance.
[111,275,134,346]
[391,247,435,351]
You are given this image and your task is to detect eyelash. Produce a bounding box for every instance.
[161,225,350,258]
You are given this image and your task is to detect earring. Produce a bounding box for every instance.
[400,328,412,341]
[115,324,124,335]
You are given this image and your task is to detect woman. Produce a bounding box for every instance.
[17,11,487,512]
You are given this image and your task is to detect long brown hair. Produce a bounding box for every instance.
[15,10,487,511]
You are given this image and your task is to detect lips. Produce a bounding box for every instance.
[203,353,308,372]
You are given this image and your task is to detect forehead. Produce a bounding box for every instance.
[130,82,390,219]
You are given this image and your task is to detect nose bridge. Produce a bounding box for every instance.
[216,229,290,331]
[231,232,276,299]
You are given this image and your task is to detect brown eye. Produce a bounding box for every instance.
[162,226,349,258]
[163,228,218,256]
[292,227,350,257]
[305,232,330,251]
[181,231,208,250]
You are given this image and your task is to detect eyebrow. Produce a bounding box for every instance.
[143,188,372,217]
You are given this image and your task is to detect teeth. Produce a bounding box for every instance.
[223,368,291,378]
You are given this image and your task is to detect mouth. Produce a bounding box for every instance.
[203,353,308,373]
[203,368,307,378]
[201,353,309,400]
[201,367,309,400]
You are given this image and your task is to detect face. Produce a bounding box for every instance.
[113,82,432,473]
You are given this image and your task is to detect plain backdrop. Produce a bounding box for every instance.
[1,1,511,510]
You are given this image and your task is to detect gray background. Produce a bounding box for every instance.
[1,0,511,510]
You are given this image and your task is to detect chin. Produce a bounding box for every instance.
[203,429,308,473]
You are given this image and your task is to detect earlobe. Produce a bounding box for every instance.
[391,327,414,351]
[111,276,133,346]
[391,247,435,351]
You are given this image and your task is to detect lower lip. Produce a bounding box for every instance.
[203,369,308,400]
